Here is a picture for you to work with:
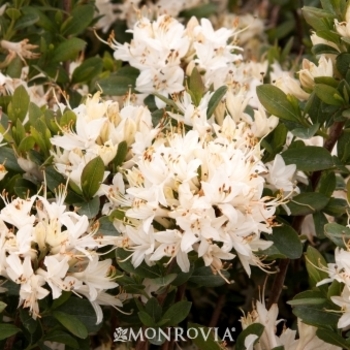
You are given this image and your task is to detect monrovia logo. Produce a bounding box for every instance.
[113,326,236,343]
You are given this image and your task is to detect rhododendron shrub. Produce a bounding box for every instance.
[0,0,350,349]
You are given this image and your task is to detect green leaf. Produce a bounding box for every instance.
[44,329,79,349]
[323,197,348,216]
[313,211,328,239]
[72,56,103,84]
[256,84,299,122]
[162,301,192,326]
[14,11,39,30]
[188,322,223,350]
[291,123,319,139]
[188,67,205,106]
[318,171,336,196]
[98,216,119,236]
[51,291,72,310]
[98,66,139,95]
[337,129,350,164]
[302,7,335,31]
[60,110,77,128]
[138,311,157,327]
[55,297,101,333]
[0,147,22,172]
[51,38,86,63]
[0,323,21,340]
[151,274,177,287]
[76,196,100,219]
[53,311,89,339]
[282,146,334,172]
[61,4,94,36]
[316,329,350,349]
[81,156,105,198]
[45,166,65,193]
[207,86,227,119]
[328,280,344,299]
[235,323,264,350]
[336,53,350,77]
[145,297,162,323]
[188,265,229,287]
[28,102,43,125]
[267,225,302,259]
[314,84,344,106]
[287,290,326,306]
[19,308,38,334]
[287,192,330,215]
[8,85,30,122]
[18,135,36,154]
[6,8,21,20]
[312,43,340,56]
[324,222,350,248]
[113,141,128,168]
[179,3,217,18]
[292,301,339,328]
[305,246,329,288]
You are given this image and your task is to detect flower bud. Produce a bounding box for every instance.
[0,163,7,181]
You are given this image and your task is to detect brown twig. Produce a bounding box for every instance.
[209,294,226,328]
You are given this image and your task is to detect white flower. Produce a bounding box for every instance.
[72,257,118,301]
[299,56,333,90]
[94,0,119,33]
[150,229,191,272]
[36,255,70,299]
[5,255,33,284]
[335,5,350,38]
[20,273,49,319]
[265,154,297,194]
[270,61,309,100]
[0,39,39,62]
[331,287,350,329]
[251,105,278,138]
[125,225,155,268]
[288,319,341,350]
[0,195,36,229]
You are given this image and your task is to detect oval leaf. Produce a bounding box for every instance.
[53,311,88,339]
[81,156,105,198]
[267,225,302,259]
[324,222,350,248]
[282,146,334,172]
[0,323,21,340]
[287,192,330,216]
[52,38,86,63]
[207,85,227,119]
[256,84,298,122]
[162,301,192,326]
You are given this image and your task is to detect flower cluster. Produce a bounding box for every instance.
[50,92,154,193]
[0,188,123,323]
[96,89,296,277]
[110,11,267,108]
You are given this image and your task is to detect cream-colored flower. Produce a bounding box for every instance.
[0,39,39,62]
[299,56,333,90]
